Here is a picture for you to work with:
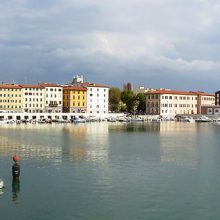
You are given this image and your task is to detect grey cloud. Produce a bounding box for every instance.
[0,0,220,92]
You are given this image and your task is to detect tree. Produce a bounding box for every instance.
[121,90,136,112]
[136,93,146,113]
[109,87,121,112]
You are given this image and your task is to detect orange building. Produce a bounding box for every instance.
[63,85,87,113]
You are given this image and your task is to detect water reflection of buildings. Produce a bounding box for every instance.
[159,122,199,166]
[63,123,109,162]
[0,136,62,161]
[108,122,160,132]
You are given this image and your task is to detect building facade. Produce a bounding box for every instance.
[21,85,45,113]
[63,85,87,113]
[146,89,215,117]
[0,84,23,113]
[201,106,220,115]
[39,83,63,113]
[215,90,220,105]
[83,83,109,114]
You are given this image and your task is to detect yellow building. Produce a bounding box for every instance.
[63,85,87,113]
[0,84,23,113]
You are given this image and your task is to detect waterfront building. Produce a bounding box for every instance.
[39,83,63,113]
[63,85,87,113]
[136,86,155,94]
[0,84,23,113]
[146,89,215,117]
[215,90,220,105]
[201,105,220,115]
[82,82,109,114]
[193,91,215,114]
[20,84,45,113]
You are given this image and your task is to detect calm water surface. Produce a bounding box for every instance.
[0,122,220,220]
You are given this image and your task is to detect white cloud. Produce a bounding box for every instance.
[0,0,220,90]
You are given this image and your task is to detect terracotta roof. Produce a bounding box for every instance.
[190,91,214,97]
[63,86,87,91]
[82,82,110,88]
[0,84,22,89]
[38,83,62,87]
[20,84,44,89]
[147,89,214,96]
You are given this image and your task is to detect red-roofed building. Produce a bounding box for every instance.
[81,82,109,114]
[146,89,215,117]
[20,84,45,113]
[0,84,23,113]
[63,85,87,113]
[38,83,63,113]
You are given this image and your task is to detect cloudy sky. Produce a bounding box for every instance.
[0,0,220,92]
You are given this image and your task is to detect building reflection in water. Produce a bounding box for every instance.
[63,123,109,162]
[108,122,160,133]
[0,136,62,162]
[159,122,200,167]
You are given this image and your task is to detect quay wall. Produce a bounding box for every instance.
[0,113,161,121]
[0,112,125,121]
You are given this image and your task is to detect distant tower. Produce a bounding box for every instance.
[123,82,133,91]
[72,75,84,83]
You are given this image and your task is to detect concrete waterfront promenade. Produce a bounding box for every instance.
[0,112,125,121]
[0,112,162,122]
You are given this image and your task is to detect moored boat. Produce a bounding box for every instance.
[195,116,212,122]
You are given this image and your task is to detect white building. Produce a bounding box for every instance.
[82,82,109,114]
[146,89,215,117]
[39,83,63,113]
[21,84,45,113]
[72,75,84,83]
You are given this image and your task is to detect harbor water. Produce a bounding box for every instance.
[0,122,220,220]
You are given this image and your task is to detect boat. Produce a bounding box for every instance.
[130,117,144,122]
[181,116,195,123]
[195,116,212,122]
[0,179,4,189]
[213,118,220,123]
[117,116,130,122]
[107,117,117,122]
[71,116,86,123]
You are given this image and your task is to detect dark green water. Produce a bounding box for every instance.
[0,122,220,220]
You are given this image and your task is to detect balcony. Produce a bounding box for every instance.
[49,103,58,107]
